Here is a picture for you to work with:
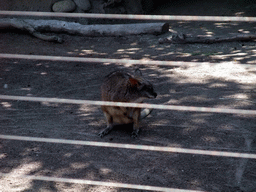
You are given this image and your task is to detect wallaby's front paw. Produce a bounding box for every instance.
[98,130,108,138]
[98,131,106,138]
[98,127,112,138]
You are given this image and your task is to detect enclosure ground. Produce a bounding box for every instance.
[1,1,256,192]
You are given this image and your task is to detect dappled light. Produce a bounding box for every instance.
[1,1,256,191]
[170,62,256,84]
[0,162,42,191]
[1,101,12,109]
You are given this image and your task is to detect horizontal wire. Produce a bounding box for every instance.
[1,10,255,191]
[0,53,191,67]
[0,173,200,192]
[1,53,256,70]
[0,135,256,159]
[1,95,256,115]
[0,11,256,22]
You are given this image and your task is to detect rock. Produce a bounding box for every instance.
[52,0,76,12]
[74,0,91,11]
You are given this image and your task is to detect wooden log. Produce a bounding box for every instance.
[0,18,169,42]
[26,19,169,36]
[0,18,63,43]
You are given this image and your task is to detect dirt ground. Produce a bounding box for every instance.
[1,1,256,192]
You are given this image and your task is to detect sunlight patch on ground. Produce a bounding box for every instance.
[223,93,249,100]
[67,48,107,56]
[219,123,236,131]
[115,48,141,56]
[238,29,251,34]
[80,49,108,56]
[180,95,211,103]
[1,102,12,108]
[20,88,31,91]
[191,117,207,124]
[206,31,214,36]
[41,102,59,107]
[70,162,90,169]
[0,162,42,192]
[153,118,172,126]
[55,182,118,192]
[99,168,112,175]
[182,126,200,135]
[211,52,248,60]
[0,153,7,159]
[116,49,125,52]
[178,53,193,57]
[219,93,253,108]
[79,105,98,113]
[171,62,256,84]
[208,83,228,88]
[159,51,175,57]
[202,136,219,143]
[166,99,181,105]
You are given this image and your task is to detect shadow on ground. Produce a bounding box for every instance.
[1,1,256,191]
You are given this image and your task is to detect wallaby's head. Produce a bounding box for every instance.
[128,68,157,99]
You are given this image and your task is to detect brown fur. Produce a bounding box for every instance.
[99,69,157,138]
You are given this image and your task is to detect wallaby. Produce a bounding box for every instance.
[99,68,157,138]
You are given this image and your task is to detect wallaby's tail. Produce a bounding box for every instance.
[140,108,153,120]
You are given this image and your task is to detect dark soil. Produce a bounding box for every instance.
[1,1,256,191]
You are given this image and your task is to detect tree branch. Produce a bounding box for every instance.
[159,33,256,44]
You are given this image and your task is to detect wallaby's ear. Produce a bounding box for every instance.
[129,78,139,86]
[134,68,142,78]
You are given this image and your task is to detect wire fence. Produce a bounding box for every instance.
[1,134,255,159]
[0,172,200,192]
[1,10,256,22]
[1,10,256,191]
[1,95,256,115]
[1,53,256,70]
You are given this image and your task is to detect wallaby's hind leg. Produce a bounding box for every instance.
[99,112,113,137]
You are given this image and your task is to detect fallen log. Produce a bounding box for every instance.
[0,18,63,43]
[159,33,256,44]
[0,18,169,42]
